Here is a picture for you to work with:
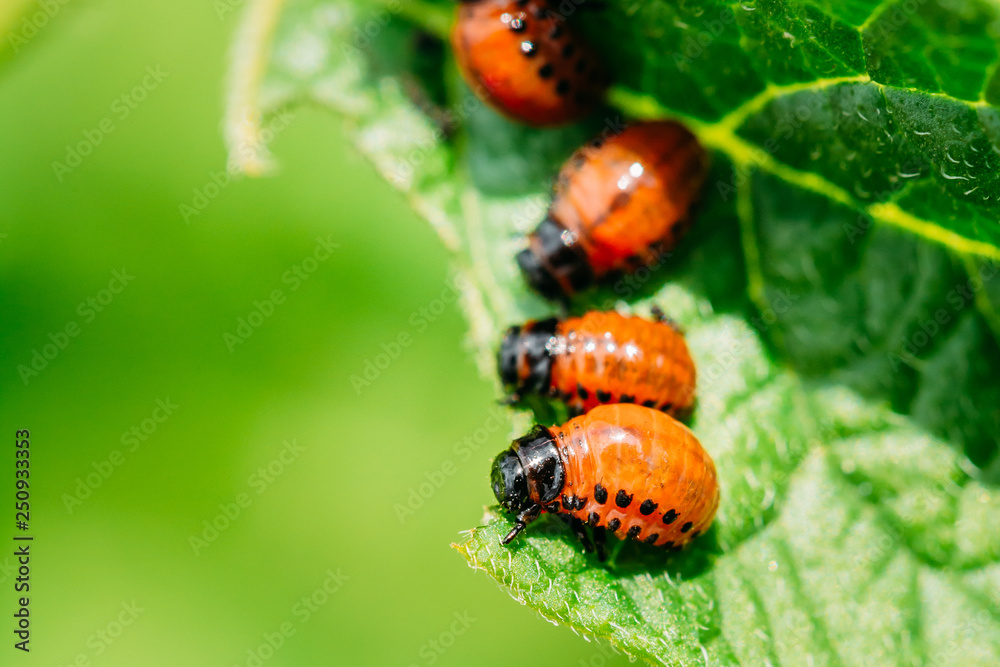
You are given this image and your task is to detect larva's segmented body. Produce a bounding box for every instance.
[551,404,717,547]
[517,121,709,300]
[491,404,718,549]
[499,311,696,417]
[451,0,607,127]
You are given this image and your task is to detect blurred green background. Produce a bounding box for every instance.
[0,1,630,664]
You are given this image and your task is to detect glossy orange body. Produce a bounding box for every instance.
[499,311,696,417]
[518,122,708,299]
[451,0,606,126]
[552,121,708,275]
[548,404,718,548]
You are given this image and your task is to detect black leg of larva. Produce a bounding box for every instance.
[650,305,684,334]
[501,504,541,545]
[561,515,595,553]
[592,525,607,562]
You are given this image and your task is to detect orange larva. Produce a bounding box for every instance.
[451,0,607,126]
[517,121,709,300]
[491,404,719,549]
[498,310,696,417]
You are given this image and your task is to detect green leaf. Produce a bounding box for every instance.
[225,0,1000,663]
[0,0,39,72]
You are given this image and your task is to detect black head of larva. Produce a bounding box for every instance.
[497,326,523,388]
[497,319,557,397]
[518,216,594,300]
[492,425,566,544]
[491,450,530,515]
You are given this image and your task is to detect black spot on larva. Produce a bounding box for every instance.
[639,500,657,515]
[691,530,701,539]
[607,518,621,532]
[562,44,575,59]
[626,525,641,539]
[596,390,611,402]
[548,501,560,513]
[615,490,633,508]
[610,192,631,211]
[577,383,588,400]
[556,80,570,96]
[664,540,675,549]
[594,484,608,504]
[620,394,635,403]
[562,494,578,510]
[681,522,693,533]
[550,24,563,39]
[520,41,537,57]
[662,509,678,525]
[660,402,674,412]
[623,254,643,270]
[533,6,548,19]
[575,59,587,74]
[645,533,659,545]
[588,512,600,527]
[538,63,554,79]
[643,400,657,408]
